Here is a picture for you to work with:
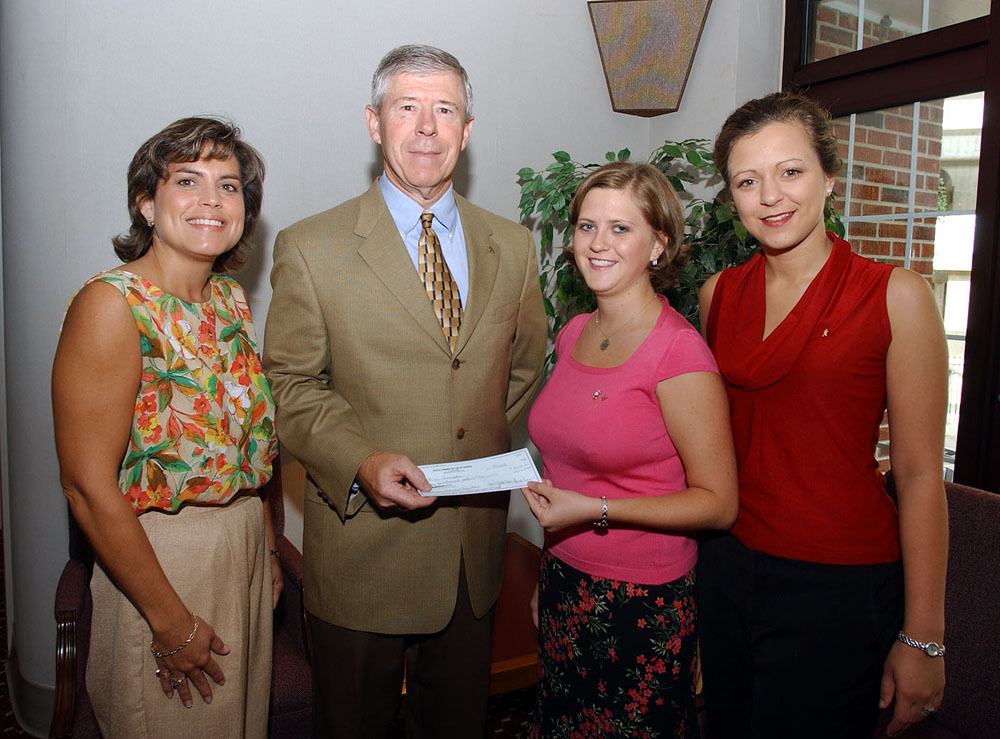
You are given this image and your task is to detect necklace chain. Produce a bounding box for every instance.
[594,294,657,351]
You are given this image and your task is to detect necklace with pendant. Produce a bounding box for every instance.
[594,294,657,351]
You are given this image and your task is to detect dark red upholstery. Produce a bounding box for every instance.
[50,472,311,738]
[52,558,98,739]
[874,479,1000,738]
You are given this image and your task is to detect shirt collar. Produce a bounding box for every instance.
[379,175,458,238]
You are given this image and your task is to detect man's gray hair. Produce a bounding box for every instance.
[371,44,473,120]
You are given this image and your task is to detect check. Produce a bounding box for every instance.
[418,448,541,497]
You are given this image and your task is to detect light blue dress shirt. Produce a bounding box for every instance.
[378,175,469,308]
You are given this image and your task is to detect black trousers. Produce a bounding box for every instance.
[697,533,903,739]
[307,562,494,739]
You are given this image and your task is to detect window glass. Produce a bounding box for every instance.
[833,92,982,477]
[808,0,989,62]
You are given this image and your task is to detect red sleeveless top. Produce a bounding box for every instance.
[706,236,900,564]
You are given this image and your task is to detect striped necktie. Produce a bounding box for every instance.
[418,212,462,352]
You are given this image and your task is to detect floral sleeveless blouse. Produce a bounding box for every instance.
[86,270,277,513]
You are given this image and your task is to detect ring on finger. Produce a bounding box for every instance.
[921,705,936,715]
[170,674,188,689]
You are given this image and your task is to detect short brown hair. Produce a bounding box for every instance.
[112,117,266,272]
[568,162,688,291]
[714,91,841,188]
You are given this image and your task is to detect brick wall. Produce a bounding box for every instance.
[833,103,943,277]
[811,3,909,62]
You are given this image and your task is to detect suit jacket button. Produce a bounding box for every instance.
[456,428,466,439]
[451,358,461,370]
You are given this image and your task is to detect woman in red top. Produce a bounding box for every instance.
[697,92,948,738]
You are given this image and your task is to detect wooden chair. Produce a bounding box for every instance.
[873,478,1000,738]
[488,533,541,695]
[50,472,311,738]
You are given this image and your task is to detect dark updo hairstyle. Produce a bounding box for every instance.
[112,116,266,273]
[713,91,841,189]
[568,162,688,292]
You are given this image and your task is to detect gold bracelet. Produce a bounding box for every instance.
[150,614,199,659]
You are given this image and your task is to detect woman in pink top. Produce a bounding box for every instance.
[521,162,738,738]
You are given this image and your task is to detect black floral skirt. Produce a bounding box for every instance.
[523,551,699,739]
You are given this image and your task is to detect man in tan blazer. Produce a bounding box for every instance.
[263,44,546,738]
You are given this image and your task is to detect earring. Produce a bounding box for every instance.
[146,218,154,227]
[651,258,658,266]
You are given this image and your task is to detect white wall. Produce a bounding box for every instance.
[0,0,781,719]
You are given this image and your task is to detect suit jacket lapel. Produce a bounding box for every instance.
[455,195,499,355]
[355,182,451,354]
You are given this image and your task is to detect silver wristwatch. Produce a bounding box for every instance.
[898,631,946,658]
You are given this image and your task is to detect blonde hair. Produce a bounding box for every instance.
[569,162,688,290]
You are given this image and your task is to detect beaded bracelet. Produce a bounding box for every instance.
[150,614,199,659]
[594,497,609,529]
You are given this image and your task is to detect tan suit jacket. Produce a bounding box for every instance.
[263,182,547,633]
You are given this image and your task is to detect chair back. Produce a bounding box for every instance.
[51,465,311,739]
[875,479,1000,738]
[263,469,285,539]
[931,481,1000,737]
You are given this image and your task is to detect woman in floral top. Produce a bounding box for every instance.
[52,117,278,739]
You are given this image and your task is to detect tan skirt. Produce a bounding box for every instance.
[86,494,272,739]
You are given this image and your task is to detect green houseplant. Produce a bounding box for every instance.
[516,140,844,368]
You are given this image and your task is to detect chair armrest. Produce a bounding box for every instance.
[51,559,90,739]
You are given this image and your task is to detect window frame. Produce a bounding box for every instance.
[782,0,1000,490]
